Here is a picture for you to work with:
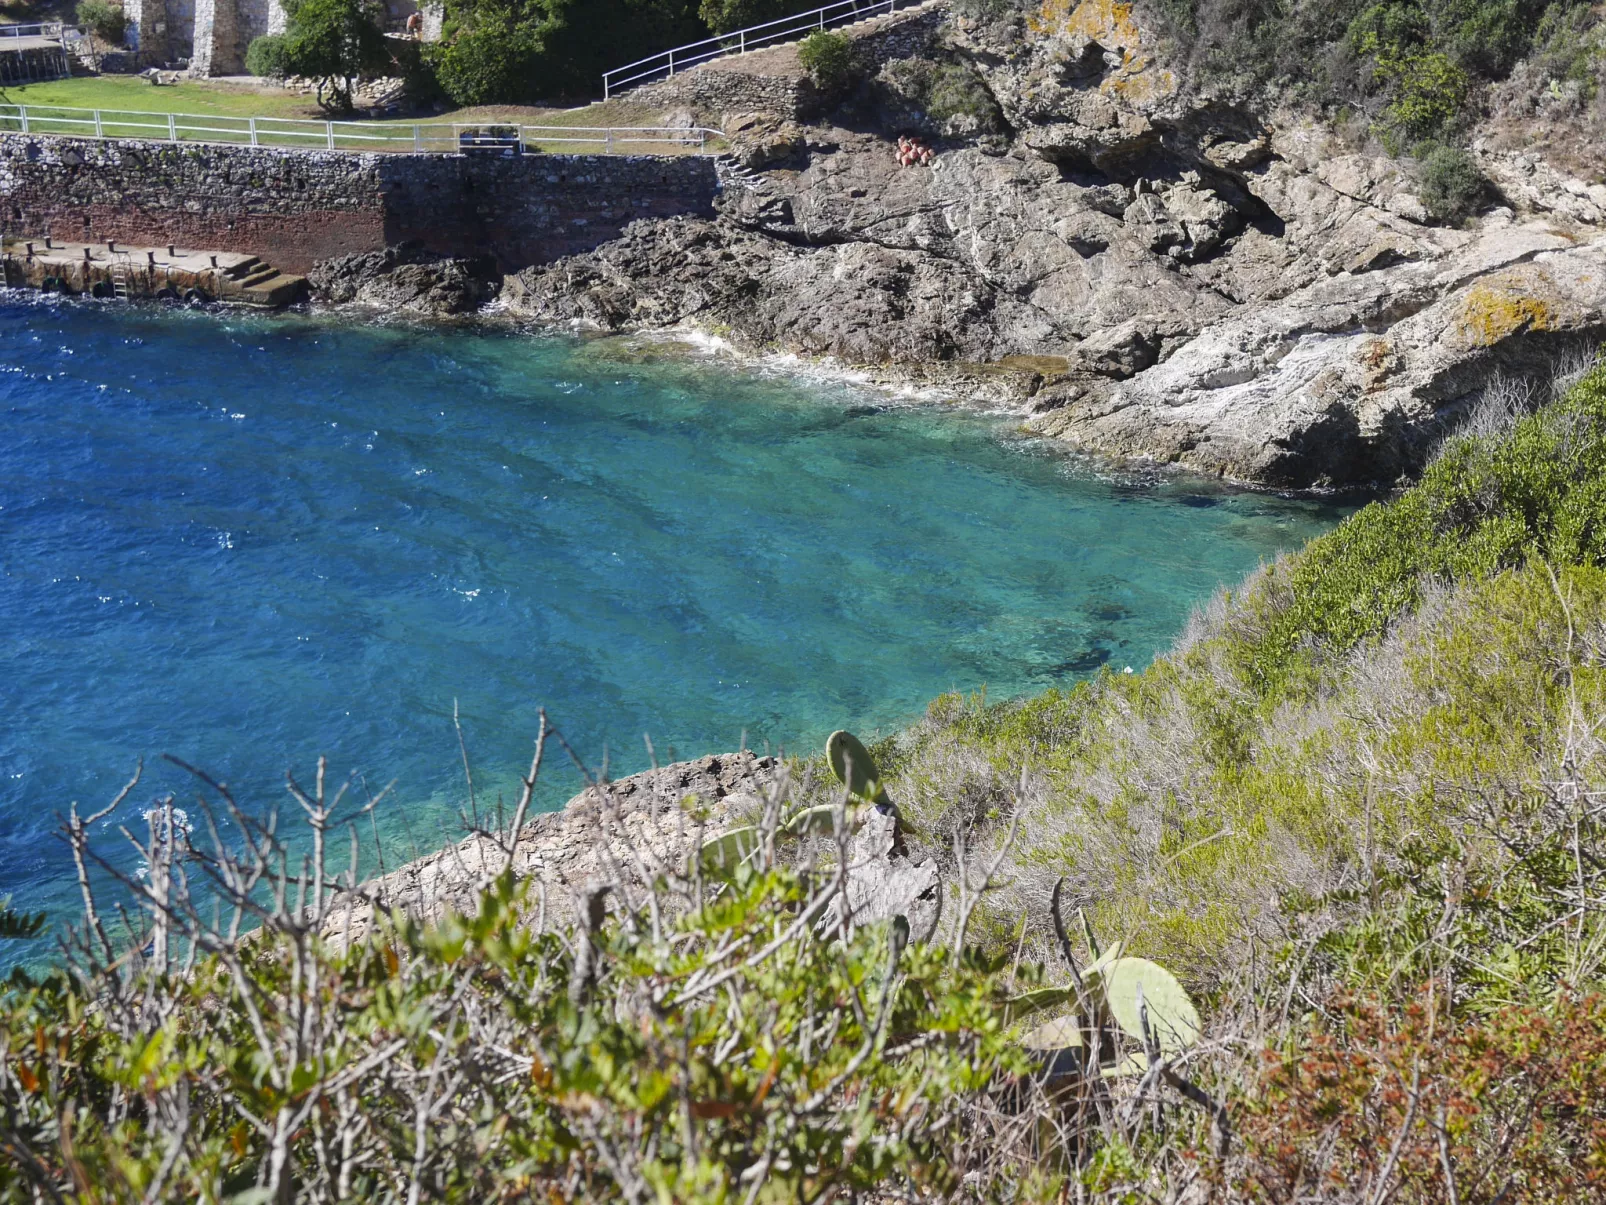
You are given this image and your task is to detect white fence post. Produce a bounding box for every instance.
[326,121,334,150]
[93,109,102,138]
[413,124,421,153]
[18,106,27,134]
[606,128,613,154]
[168,113,176,141]
[249,117,258,147]
[668,49,674,76]
[739,30,745,53]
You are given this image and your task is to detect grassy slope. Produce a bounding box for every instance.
[882,359,1606,991]
[0,78,710,152]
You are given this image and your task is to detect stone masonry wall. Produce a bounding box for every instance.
[632,1,946,123]
[0,135,719,274]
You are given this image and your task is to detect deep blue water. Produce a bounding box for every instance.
[0,298,1347,941]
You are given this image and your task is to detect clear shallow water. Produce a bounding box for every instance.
[0,298,1347,935]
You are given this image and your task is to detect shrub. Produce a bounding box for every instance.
[797,29,858,94]
[425,10,544,105]
[697,0,790,35]
[279,0,390,113]
[1414,139,1489,221]
[949,0,1027,19]
[0,758,1077,1201]
[74,0,126,44]
[245,32,291,77]
[924,61,1005,133]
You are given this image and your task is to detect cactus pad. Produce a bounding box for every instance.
[1101,958,1200,1055]
[825,730,890,803]
[697,826,762,878]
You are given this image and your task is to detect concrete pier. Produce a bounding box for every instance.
[1,237,307,307]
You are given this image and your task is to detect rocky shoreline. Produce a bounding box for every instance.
[326,750,942,946]
[306,1,1606,493]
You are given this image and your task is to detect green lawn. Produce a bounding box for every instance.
[0,75,326,118]
[0,77,725,152]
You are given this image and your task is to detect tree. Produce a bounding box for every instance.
[245,31,291,77]
[280,0,391,114]
[423,0,703,105]
[697,0,791,35]
[75,0,127,46]
[425,0,554,105]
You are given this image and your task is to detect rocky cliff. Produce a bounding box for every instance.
[492,0,1606,489]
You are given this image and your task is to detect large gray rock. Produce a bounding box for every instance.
[1028,220,1606,486]
[310,243,501,316]
[323,752,779,945]
[501,3,1606,488]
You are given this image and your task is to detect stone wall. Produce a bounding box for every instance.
[632,0,946,123]
[636,66,817,123]
[0,136,719,274]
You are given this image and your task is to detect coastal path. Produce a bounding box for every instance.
[0,103,727,155]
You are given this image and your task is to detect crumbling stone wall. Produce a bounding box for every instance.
[0,135,719,273]
[633,1,946,122]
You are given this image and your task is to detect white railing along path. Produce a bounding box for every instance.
[603,0,923,98]
[0,103,726,155]
[0,22,82,41]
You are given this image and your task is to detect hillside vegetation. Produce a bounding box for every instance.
[6,360,1606,1200]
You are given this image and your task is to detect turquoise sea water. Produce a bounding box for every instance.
[0,298,1348,936]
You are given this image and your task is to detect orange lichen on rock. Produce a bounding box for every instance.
[1030,0,1177,102]
[1459,282,1557,347]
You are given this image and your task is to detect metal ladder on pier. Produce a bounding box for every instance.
[110,251,133,302]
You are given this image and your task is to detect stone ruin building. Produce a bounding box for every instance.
[122,0,437,76]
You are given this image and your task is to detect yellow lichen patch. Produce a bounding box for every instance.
[1459,283,1556,347]
[1030,0,1177,102]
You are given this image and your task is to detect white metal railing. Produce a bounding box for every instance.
[0,104,726,155]
[0,22,77,40]
[603,0,922,98]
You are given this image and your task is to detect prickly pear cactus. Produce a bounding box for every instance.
[825,730,889,804]
[697,826,762,878]
[1000,985,1077,1025]
[783,803,853,838]
[1101,957,1200,1056]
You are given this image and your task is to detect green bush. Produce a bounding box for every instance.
[924,61,1004,132]
[949,0,1027,19]
[1137,0,1580,149]
[1414,139,1488,221]
[244,32,291,78]
[278,0,390,113]
[797,29,858,94]
[425,9,545,105]
[697,0,790,35]
[0,784,1047,1200]
[75,0,126,44]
